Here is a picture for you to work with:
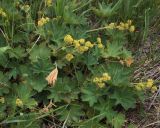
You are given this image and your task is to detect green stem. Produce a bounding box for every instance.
[86,27,107,33]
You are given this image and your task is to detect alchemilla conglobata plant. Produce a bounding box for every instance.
[0,0,159,127]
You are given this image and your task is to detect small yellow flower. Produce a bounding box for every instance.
[102,73,109,77]
[109,23,116,28]
[24,5,30,12]
[46,0,52,6]
[77,46,84,53]
[124,23,129,29]
[1,12,7,17]
[73,40,78,44]
[97,44,104,48]
[73,40,80,48]
[97,37,102,44]
[146,79,154,88]
[99,77,104,82]
[151,86,158,93]
[45,17,49,22]
[16,98,23,107]
[85,41,93,48]
[102,73,111,81]
[75,43,81,48]
[127,20,132,25]
[93,73,111,87]
[0,8,7,17]
[135,85,142,91]
[120,22,125,27]
[97,82,105,88]
[0,97,5,104]
[79,39,85,44]
[65,53,74,61]
[137,83,145,89]
[106,23,116,29]
[84,46,89,51]
[117,26,125,31]
[107,76,111,81]
[38,17,50,27]
[93,77,100,83]
[64,35,74,44]
[129,25,135,32]
[38,21,43,27]
[20,4,30,12]
[77,46,88,53]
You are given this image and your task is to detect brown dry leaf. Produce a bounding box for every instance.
[125,58,134,67]
[46,67,58,86]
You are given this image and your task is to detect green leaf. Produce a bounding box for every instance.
[93,0,122,18]
[75,71,85,84]
[120,48,132,59]
[32,58,53,75]
[0,53,8,66]
[0,71,9,84]
[56,59,66,69]
[8,67,20,79]
[112,113,125,128]
[103,42,123,58]
[49,21,67,44]
[94,100,117,121]
[95,100,125,128]
[0,105,6,120]
[107,63,132,86]
[15,84,37,108]
[56,104,84,124]
[10,84,37,109]
[0,72,9,96]
[0,46,10,66]
[63,8,85,25]
[8,46,26,59]
[29,44,51,62]
[83,53,98,66]
[93,3,114,18]
[48,77,79,103]
[27,74,48,92]
[88,64,104,75]
[111,88,136,110]
[0,46,11,53]
[2,112,41,128]
[0,87,9,96]
[81,85,102,106]
[79,119,105,128]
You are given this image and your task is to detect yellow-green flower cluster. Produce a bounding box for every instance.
[0,97,5,104]
[46,0,52,6]
[0,8,7,17]
[20,4,30,12]
[96,37,104,49]
[106,20,135,32]
[16,98,23,107]
[64,35,74,44]
[93,73,111,88]
[135,79,158,93]
[64,35,94,54]
[38,17,50,27]
[105,23,116,29]
[65,53,74,61]
[76,40,94,54]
